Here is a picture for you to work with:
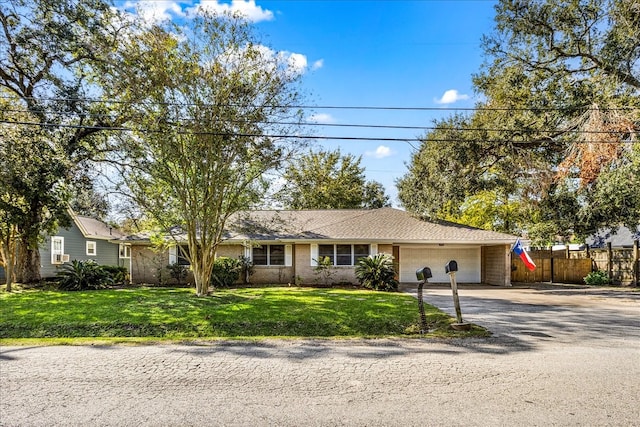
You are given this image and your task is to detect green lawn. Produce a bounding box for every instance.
[0,286,488,343]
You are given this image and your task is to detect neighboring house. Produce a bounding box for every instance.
[0,212,130,282]
[126,208,517,286]
[586,226,640,249]
[40,213,130,278]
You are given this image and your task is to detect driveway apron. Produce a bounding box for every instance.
[405,284,640,345]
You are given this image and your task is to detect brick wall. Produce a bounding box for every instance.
[482,244,510,286]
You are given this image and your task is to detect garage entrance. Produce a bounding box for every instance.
[399,246,481,283]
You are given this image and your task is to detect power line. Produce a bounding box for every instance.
[2,107,638,136]
[1,119,635,144]
[1,95,638,112]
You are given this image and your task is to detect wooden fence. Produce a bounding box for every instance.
[512,241,639,286]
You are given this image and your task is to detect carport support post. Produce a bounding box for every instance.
[448,271,463,324]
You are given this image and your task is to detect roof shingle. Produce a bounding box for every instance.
[226,208,516,244]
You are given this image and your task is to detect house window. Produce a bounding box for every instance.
[176,245,190,266]
[253,245,285,266]
[318,244,335,265]
[354,244,370,264]
[317,244,370,266]
[51,236,64,264]
[86,241,97,256]
[336,244,352,265]
[119,244,131,259]
[169,245,190,266]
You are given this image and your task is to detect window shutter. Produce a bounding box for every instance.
[169,246,177,264]
[285,245,293,267]
[370,244,378,255]
[310,244,318,266]
[244,245,252,261]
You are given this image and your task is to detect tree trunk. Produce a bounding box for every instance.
[192,262,210,296]
[17,244,41,283]
[4,258,13,291]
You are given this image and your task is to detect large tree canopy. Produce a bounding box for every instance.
[276,149,391,210]
[0,0,133,281]
[0,93,69,288]
[117,12,306,296]
[399,0,639,245]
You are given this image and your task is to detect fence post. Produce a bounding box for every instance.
[634,240,639,287]
[607,242,613,283]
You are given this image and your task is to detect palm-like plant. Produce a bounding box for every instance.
[56,260,113,291]
[355,253,398,291]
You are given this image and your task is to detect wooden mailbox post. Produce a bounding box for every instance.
[445,260,470,329]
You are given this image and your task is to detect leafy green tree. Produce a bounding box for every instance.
[277,149,390,209]
[399,0,639,241]
[580,143,640,231]
[68,168,110,220]
[0,93,70,284]
[118,12,305,296]
[476,0,640,237]
[0,0,135,281]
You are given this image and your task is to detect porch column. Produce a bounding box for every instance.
[504,244,512,287]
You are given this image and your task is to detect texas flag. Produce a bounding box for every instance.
[512,239,536,271]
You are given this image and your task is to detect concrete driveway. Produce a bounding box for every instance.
[407,284,640,346]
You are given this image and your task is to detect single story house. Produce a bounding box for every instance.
[125,208,517,286]
[0,212,129,282]
[586,226,640,249]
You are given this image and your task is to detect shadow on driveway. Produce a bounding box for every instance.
[411,285,639,348]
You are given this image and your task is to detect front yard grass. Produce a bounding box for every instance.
[0,286,488,344]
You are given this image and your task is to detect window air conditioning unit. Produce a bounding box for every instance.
[54,254,70,264]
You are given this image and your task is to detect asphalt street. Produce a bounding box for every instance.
[1,286,639,426]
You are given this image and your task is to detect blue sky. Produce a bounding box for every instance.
[120,0,499,206]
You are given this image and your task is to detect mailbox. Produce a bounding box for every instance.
[445,260,458,274]
[416,267,432,281]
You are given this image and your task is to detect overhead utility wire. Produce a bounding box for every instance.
[0,119,633,144]
[1,107,637,135]
[1,95,638,112]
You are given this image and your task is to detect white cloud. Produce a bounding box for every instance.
[365,145,394,159]
[286,53,308,73]
[435,89,470,105]
[217,45,312,78]
[123,1,184,23]
[123,1,275,24]
[311,59,324,70]
[187,0,274,22]
[307,113,335,124]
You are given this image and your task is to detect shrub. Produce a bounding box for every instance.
[584,270,610,286]
[355,253,398,292]
[211,257,242,288]
[167,263,188,286]
[56,260,114,291]
[100,265,129,285]
[313,256,336,286]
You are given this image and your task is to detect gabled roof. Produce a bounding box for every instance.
[73,214,126,240]
[226,207,516,244]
